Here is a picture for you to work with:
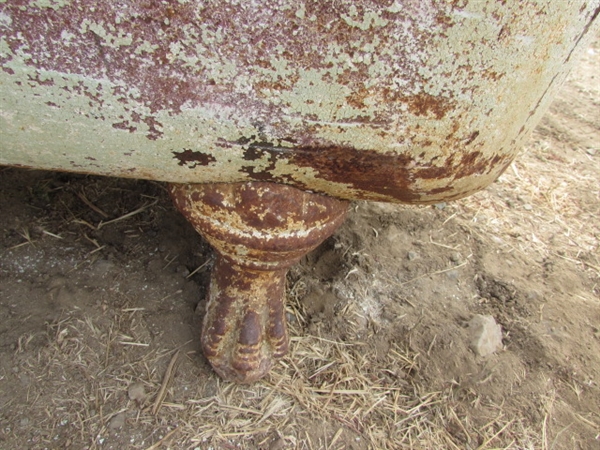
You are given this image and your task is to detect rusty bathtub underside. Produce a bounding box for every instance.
[1,1,598,204]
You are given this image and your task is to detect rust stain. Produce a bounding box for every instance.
[227,138,508,203]
[464,130,480,146]
[404,92,455,120]
[173,149,217,168]
[27,73,55,87]
[112,121,137,133]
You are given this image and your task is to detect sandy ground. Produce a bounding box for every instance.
[1,36,599,450]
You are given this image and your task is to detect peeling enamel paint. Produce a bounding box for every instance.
[1,0,599,204]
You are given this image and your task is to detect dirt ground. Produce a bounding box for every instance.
[1,37,599,450]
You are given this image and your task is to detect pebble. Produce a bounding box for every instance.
[286,312,297,324]
[127,382,147,403]
[446,270,459,280]
[468,315,503,357]
[523,204,533,211]
[269,438,286,450]
[407,251,419,261]
[108,412,126,430]
[176,264,190,277]
[90,259,115,278]
[435,202,447,210]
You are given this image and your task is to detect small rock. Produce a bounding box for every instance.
[127,382,147,403]
[195,300,207,315]
[450,252,461,263]
[90,259,115,278]
[523,204,533,211]
[446,270,459,280]
[286,312,297,324]
[176,264,190,277]
[269,438,286,450]
[491,235,504,245]
[108,412,126,430]
[585,147,596,156]
[407,251,419,261]
[203,379,219,397]
[435,202,447,210]
[468,315,503,357]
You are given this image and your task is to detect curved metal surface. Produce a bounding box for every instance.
[1,1,599,203]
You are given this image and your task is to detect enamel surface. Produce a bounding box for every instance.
[1,1,599,203]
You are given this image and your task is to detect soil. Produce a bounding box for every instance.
[1,36,599,450]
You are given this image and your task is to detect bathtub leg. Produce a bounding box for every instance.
[169,182,348,382]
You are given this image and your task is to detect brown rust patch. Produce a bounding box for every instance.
[232,140,413,202]
[378,89,457,121]
[112,121,137,133]
[404,92,454,120]
[26,73,55,87]
[415,155,457,180]
[173,149,217,168]
[233,140,507,203]
[143,117,163,141]
[463,131,480,146]
[453,152,512,180]
[346,88,371,109]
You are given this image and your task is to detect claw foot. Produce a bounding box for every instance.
[169,182,348,382]
[201,258,289,382]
